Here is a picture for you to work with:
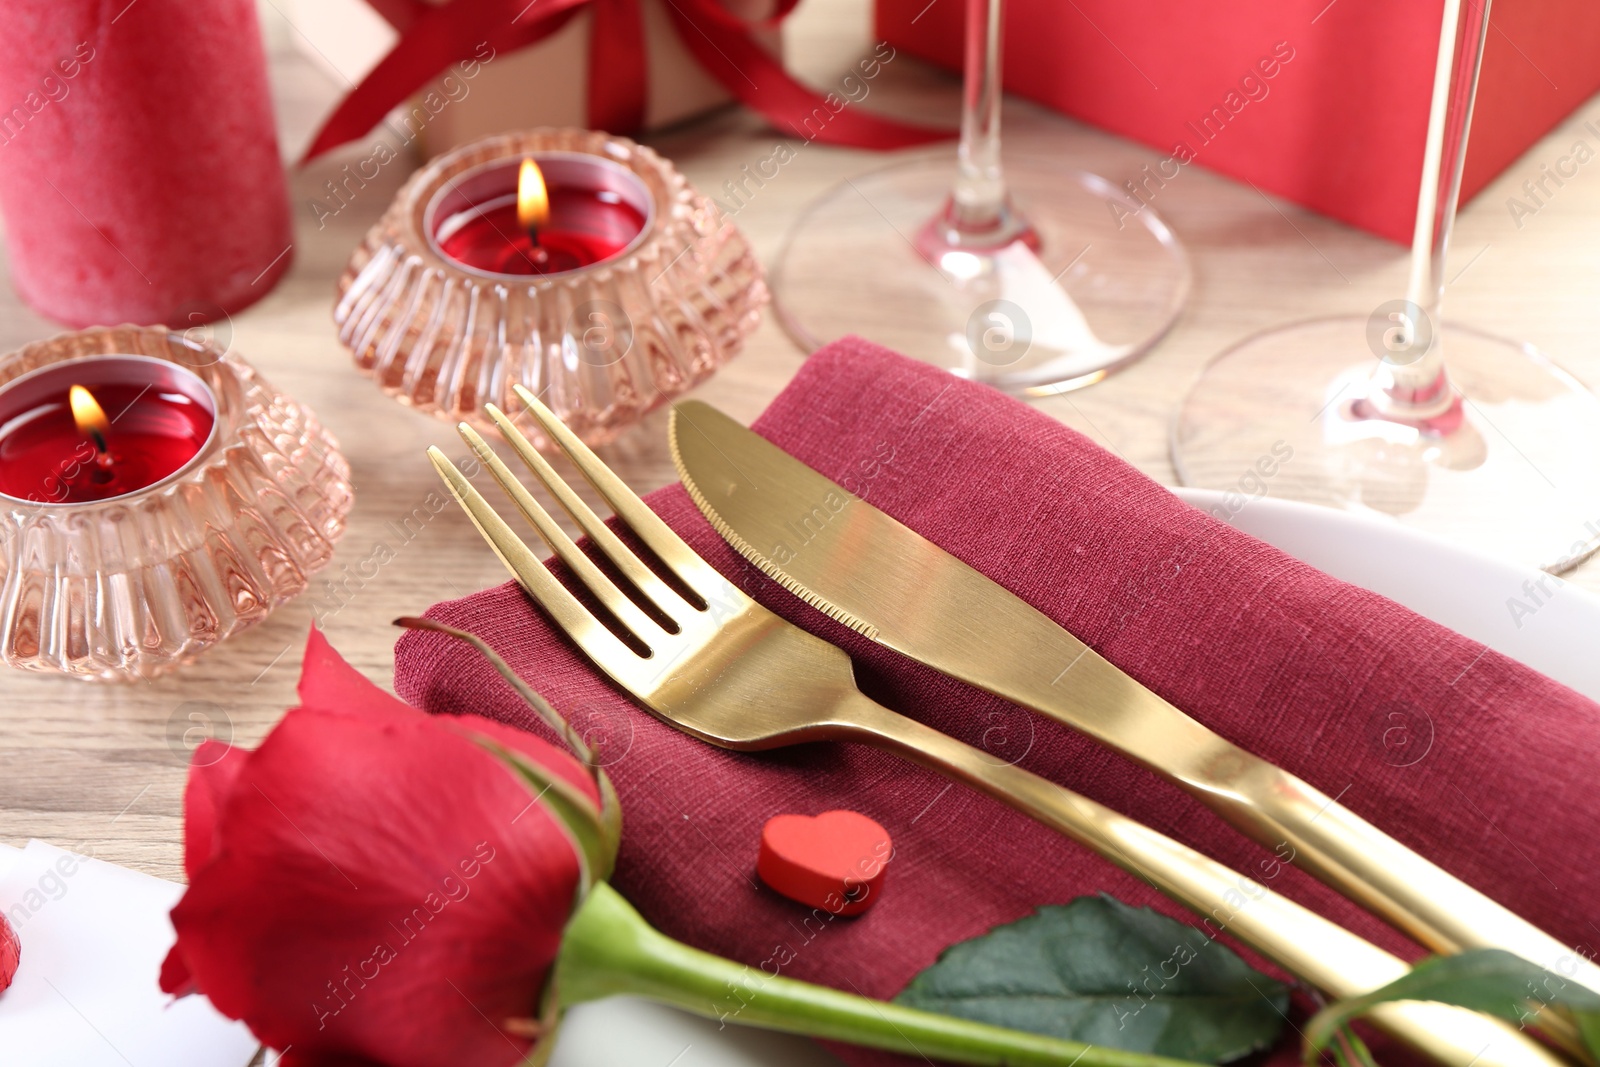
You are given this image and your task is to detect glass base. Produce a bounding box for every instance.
[772,153,1190,395]
[1172,315,1600,572]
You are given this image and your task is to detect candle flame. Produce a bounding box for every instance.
[517,157,550,232]
[70,385,111,452]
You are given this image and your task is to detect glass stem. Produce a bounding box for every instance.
[1382,0,1492,416]
[918,0,1035,257]
[553,882,1190,1067]
[951,0,1008,231]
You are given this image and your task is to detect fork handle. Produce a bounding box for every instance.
[833,701,1569,1067]
[1163,743,1595,1060]
[1074,672,1600,1019]
[1206,751,1600,995]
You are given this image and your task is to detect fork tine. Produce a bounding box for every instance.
[426,446,642,665]
[511,385,730,599]
[456,424,673,647]
[484,403,698,621]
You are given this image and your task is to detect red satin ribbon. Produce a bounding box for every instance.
[301,0,948,161]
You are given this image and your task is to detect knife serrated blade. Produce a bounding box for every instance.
[669,399,1223,772]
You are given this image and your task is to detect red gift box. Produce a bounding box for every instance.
[875,0,1600,244]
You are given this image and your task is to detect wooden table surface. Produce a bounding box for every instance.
[5,0,1600,882]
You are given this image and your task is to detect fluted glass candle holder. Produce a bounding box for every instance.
[0,326,352,681]
[335,128,767,446]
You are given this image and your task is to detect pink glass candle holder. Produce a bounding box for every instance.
[0,326,353,681]
[335,128,766,446]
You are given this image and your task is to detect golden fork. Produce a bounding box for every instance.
[426,386,1567,1067]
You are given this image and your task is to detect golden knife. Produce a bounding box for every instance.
[668,399,1600,1020]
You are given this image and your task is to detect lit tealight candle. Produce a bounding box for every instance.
[429,154,651,277]
[0,356,216,505]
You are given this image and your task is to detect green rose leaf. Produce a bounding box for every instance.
[1303,948,1600,1064]
[894,895,1289,1064]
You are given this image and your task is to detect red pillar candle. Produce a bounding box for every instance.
[0,356,214,504]
[0,0,293,327]
[429,154,650,277]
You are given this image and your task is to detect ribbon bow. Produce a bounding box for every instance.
[303,0,948,161]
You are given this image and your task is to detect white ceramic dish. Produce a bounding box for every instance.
[548,489,1600,1067]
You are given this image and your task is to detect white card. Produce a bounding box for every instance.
[0,840,260,1067]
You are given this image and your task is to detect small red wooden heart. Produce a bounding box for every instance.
[757,810,893,917]
[0,911,18,993]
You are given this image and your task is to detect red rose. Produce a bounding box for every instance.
[0,908,18,992]
[161,625,1200,1067]
[161,629,598,1067]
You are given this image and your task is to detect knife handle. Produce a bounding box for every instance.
[1192,750,1598,1052]
[832,698,1568,1067]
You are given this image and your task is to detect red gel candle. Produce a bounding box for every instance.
[0,357,214,504]
[436,190,647,274]
[430,154,650,277]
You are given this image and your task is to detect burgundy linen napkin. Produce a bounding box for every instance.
[395,337,1600,1065]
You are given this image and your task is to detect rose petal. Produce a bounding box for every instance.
[297,627,417,721]
[161,740,249,999]
[437,714,600,797]
[182,740,248,880]
[169,706,594,1067]
[278,1049,388,1067]
[158,942,195,998]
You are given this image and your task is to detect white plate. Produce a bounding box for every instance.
[549,489,1600,1067]
[0,842,258,1067]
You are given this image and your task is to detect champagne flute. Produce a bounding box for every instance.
[1173,0,1600,571]
[771,0,1191,394]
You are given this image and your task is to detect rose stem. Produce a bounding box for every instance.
[554,883,1201,1067]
